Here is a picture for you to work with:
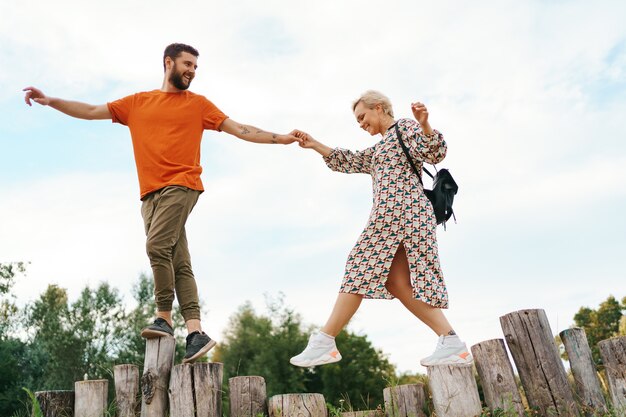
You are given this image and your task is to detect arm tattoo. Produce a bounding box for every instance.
[239,125,250,135]
[271,133,278,144]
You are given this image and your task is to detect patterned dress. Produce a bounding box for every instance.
[323,118,449,308]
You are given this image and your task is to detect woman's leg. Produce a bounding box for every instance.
[321,293,363,336]
[384,244,454,336]
[385,244,472,365]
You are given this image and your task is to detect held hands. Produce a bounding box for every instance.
[290,129,317,149]
[23,86,50,106]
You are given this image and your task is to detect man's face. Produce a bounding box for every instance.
[168,52,198,90]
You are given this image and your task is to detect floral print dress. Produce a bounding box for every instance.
[323,118,449,308]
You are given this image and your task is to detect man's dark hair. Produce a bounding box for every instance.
[163,43,199,71]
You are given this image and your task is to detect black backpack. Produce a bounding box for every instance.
[394,123,458,228]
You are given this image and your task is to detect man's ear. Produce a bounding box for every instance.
[164,56,173,71]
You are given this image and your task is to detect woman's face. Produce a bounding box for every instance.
[354,101,383,136]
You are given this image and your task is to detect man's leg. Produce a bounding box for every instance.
[171,227,202,333]
[140,186,199,337]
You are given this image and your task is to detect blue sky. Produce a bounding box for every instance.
[1,0,625,373]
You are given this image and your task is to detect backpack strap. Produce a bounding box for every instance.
[394,123,435,182]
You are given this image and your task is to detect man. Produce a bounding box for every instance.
[23,43,300,363]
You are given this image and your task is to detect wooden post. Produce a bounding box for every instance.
[427,364,481,417]
[169,364,194,417]
[193,362,223,417]
[74,379,108,417]
[382,384,426,417]
[141,336,176,417]
[560,328,608,416]
[34,390,74,417]
[268,394,327,417]
[501,309,581,416]
[229,376,267,417]
[341,411,383,417]
[598,336,626,413]
[471,339,524,416]
[114,364,140,417]
[169,362,224,417]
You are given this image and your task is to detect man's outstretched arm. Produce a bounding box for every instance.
[23,86,112,120]
[219,118,300,145]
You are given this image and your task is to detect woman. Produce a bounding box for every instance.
[290,91,471,367]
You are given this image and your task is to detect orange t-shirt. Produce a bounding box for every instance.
[107,90,228,199]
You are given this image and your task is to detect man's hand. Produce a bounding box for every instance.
[23,86,50,106]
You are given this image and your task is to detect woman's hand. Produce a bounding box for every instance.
[411,102,433,135]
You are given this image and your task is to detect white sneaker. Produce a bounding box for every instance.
[420,335,473,366]
[290,332,342,367]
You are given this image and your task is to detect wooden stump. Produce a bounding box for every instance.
[34,390,74,417]
[500,309,580,416]
[427,364,481,417]
[560,328,608,416]
[74,379,108,417]
[382,384,426,417]
[169,362,223,417]
[141,336,176,417]
[229,376,267,417]
[341,410,383,417]
[471,339,524,416]
[268,393,327,417]
[598,336,626,413]
[114,364,140,417]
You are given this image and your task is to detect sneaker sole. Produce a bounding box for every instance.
[182,339,217,364]
[420,354,473,367]
[290,353,342,368]
[140,329,174,339]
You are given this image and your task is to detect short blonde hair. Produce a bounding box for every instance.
[352,90,394,118]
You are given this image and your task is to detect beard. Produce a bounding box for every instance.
[169,63,192,90]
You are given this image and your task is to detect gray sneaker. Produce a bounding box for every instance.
[420,335,473,366]
[183,331,217,363]
[140,318,174,339]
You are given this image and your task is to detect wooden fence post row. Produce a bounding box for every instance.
[40,309,626,417]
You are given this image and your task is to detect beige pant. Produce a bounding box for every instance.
[141,185,201,321]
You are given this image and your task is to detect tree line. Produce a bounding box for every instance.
[0,262,624,416]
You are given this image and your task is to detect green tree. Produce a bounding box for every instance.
[0,262,39,417]
[25,284,84,389]
[0,262,26,337]
[572,295,625,364]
